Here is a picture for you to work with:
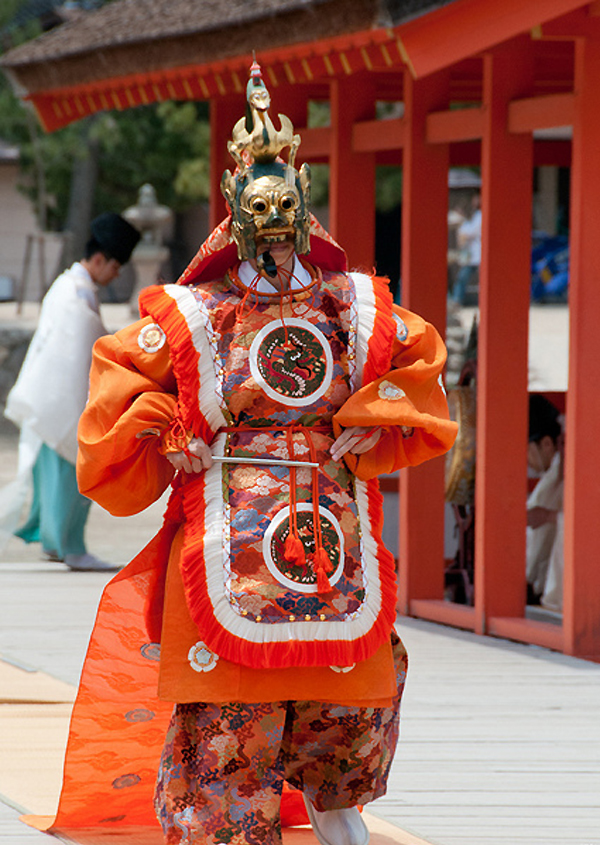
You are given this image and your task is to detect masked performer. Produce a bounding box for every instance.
[75,63,457,845]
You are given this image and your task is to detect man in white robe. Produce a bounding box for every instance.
[3,213,140,569]
[526,394,564,609]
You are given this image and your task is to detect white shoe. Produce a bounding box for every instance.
[64,553,121,572]
[302,796,369,845]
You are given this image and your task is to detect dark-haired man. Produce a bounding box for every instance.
[526,394,564,608]
[4,212,140,570]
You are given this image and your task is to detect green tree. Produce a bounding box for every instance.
[1,2,212,262]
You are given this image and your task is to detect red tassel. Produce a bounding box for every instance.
[285,534,306,564]
[315,545,333,573]
[316,567,332,594]
[314,547,333,593]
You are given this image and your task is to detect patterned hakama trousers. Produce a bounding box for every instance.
[155,635,407,845]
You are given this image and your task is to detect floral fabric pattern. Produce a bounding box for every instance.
[155,634,408,845]
[182,273,379,636]
[224,429,363,624]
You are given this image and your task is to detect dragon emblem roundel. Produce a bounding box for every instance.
[249,318,333,406]
[263,504,345,593]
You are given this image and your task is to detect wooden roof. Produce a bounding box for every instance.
[0,0,421,130]
[1,0,450,70]
[0,0,591,133]
[0,0,450,95]
[3,0,337,66]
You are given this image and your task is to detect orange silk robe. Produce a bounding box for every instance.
[77,267,456,707]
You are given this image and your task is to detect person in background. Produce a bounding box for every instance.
[451,191,481,306]
[4,213,140,571]
[526,394,564,610]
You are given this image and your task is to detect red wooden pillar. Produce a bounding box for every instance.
[475,39,532,633]
[398,68,449,614]
[563,35,600,661]
[329,76,376,270]
[209,97,244,231]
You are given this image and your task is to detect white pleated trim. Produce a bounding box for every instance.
[348,272,377,391]
[162,284,227,432]
[203,462,384,647]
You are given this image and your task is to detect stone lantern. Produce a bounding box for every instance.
[123,184,173,314]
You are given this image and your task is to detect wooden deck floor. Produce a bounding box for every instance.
[1,423,600,845]
[374,617,600,845]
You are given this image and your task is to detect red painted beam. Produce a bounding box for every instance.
[395,0,586,79]
[509,92,575,132]
[533,139,571,166]
[449,141,482,165]
[409,600,476,631]
[24,28,407,132]
[209,97,243,232]
[427,106,484,143]
[487,616,564,652]
[539,7,600,38]
[352,117,405,152]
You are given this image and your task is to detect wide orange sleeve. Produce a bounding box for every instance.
[333,305,458,479]
[77,317,179,516]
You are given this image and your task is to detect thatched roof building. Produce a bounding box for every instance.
[1,0,449,123]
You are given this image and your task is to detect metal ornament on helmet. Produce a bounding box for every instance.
[220,60,311,262]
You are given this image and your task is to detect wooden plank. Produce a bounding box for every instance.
[427,107,484,143]
[378,618,600,845]
[0,703,72,816]
[284,815,436,845]
[0,661,75,705]
[509,92,575,132]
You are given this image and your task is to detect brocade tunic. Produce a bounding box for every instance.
[77,257,456,706]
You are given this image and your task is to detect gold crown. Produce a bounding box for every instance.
[227,60,300,175]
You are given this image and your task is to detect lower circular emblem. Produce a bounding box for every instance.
[188,641,218,673]
[263,505,344,593]
[249,318,333,406]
